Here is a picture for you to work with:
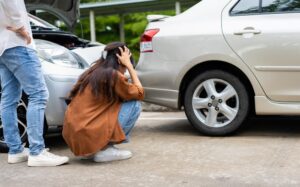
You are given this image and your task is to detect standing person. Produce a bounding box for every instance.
[0,0,69,166]
[63,42,144,162]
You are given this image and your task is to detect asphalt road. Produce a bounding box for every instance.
[1,112,300,187]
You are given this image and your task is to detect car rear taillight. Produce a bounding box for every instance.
[140,29,160,53]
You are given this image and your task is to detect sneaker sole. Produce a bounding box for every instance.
[93,154,132,163]
[27,158,69,167]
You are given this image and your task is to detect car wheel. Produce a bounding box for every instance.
[184,70,249,135]
[0,91,28,153]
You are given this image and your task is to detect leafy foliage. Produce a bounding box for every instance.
[74,10,175,61]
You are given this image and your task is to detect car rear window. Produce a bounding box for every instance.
[262,0,300,13]
[231,0,300,15]
[231,0,260,15]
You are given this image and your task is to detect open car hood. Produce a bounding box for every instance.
[25,0,80,29]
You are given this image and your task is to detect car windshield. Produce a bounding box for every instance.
[29,14,59,30]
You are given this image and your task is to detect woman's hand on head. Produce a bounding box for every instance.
[116,47,133,68]
[117,47,142,87]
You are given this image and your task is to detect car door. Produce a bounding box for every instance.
[25,0,80,29]
[222,0,300,102]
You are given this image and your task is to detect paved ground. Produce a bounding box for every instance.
[2,112,300,187]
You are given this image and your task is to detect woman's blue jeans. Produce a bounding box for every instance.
[118,100,142,142]
[0,46,49,155]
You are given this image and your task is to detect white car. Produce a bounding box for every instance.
[137,0,300,135]
[72,45,105,65]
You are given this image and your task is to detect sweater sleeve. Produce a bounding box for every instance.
[115,72,145,101]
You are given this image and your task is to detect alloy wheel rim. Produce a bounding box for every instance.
[192,78,239,128]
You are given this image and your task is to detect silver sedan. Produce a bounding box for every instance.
[137,0,300,135]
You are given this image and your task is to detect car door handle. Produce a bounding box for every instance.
[234,27,261,35]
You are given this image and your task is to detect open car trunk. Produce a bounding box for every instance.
[25,0,80,29]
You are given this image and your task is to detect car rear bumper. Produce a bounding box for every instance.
[143,87,179,109]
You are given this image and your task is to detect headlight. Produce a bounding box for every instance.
[35,39,82,69]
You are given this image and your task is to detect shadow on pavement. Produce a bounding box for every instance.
[240,116,300,137]
[44,116,300,148]
[136,116,300,138]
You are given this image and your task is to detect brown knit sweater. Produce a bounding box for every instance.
[63,72,144,156]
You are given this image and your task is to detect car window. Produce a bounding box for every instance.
[231,0,260,15]
[262,0,300,13]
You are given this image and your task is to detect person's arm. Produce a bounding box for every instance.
[114,72,145,101]
[116,47,142,88]
[115,47,144,100]
[3,0,31,44]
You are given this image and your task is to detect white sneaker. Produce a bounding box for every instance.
[28,149,69,167]
[93,145,132,163]
[8,148,29,164]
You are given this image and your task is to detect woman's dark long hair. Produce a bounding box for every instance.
[68,42,127,101]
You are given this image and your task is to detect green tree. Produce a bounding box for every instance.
[74,10,175,61]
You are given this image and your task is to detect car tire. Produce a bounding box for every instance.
[184,70,249,135]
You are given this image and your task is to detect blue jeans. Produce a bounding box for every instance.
[0,46,49,155]
[118,100,142,142]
